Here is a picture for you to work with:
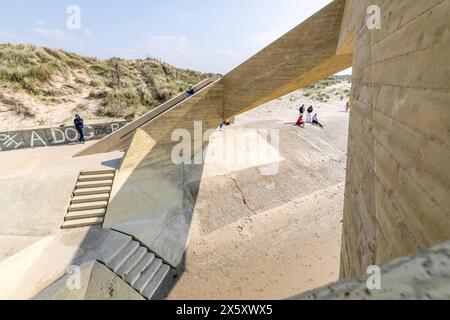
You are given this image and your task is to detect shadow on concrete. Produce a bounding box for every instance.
[101,158,124,169]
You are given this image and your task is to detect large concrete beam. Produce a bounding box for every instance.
[222,0,350,118]
[76,0,350,157]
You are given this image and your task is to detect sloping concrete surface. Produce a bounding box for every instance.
[84,262,145,300]
[0,142,123,262]
[34,262,95,300]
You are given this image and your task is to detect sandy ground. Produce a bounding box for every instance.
[168,88,350,299]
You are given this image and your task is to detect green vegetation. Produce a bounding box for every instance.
[0,44,218,119]
[302,76,351,103]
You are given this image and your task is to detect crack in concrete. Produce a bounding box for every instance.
[229,175,258,215]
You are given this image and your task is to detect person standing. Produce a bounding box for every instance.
[299,104,305,118]
[307,105,314,123]
[74,114,85,144]
[296,114,304,128]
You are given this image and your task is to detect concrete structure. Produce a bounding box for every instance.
[339,0,450,278]
[75,0,450,282]
[293,240,450,300]
[0,121,128,152]
[61,169,117,229]
[1,0,448,299]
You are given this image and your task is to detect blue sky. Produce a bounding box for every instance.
[0,0,351,74]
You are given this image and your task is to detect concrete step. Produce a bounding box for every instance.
[125,252,155,286]
[71,193,110,204]
[76,180,113,189]
[150,268,177,300]
[74,186,111,197]
[142,264,171,300]
[65,208,106,221]
[97,233,133,266]
[134,258,163,293]
[78,173,115,182]
[109,241,140,273]
[68,201,108,212]
[61,217,104,229]
[80,169,116,176]
[116,247,147,278]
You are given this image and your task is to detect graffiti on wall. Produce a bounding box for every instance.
[0,121,128,151]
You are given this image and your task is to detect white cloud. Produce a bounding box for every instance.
[35,20,46,27]
[83,29,93,36]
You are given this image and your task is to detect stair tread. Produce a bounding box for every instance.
[125,252,155,286]
[97,233,133,266]
[78,173,115,182]
[80,169,116,176]
[74,186,111,196]
[116,247,147,278]
[142,264,171,300]
[65,208,106,221]
[76,180,113,189]
[72,193,110,204]
[68,201,108,212]
[109,241,140,272]
[61,217,103,229]
[134,258,163,293]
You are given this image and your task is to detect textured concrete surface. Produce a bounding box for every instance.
[84,262,145,300]
[0,227,155,300]
[0,121,127,152]
[340,0,450,277]
[293,240,450,300]
[34,262,95,300]
[0,142,123,262]
[35,261,145,300]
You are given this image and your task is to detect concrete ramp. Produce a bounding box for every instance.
[76,77,219,157]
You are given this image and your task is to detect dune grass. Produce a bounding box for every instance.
[0,43,217,119]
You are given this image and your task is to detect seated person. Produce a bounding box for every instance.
[186,85,195,96]
[312,114,323,128]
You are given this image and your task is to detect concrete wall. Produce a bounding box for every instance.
[0,121,127,152]
[341,0,450,277]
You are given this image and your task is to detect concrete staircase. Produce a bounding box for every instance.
[61,168,116,229]
[98,234,176,300]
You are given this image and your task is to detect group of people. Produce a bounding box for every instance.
[296,104,323,128]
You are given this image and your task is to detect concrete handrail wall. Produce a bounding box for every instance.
[0,121,128,152]
[75,77,220,156]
